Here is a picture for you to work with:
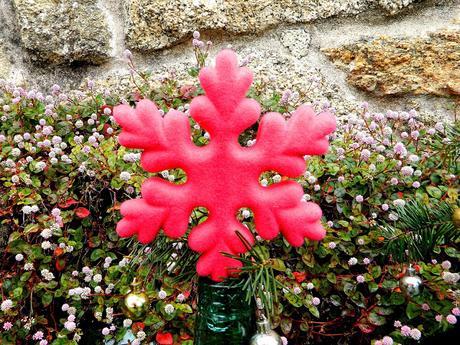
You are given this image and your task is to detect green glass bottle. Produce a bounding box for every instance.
[195,278,254,345]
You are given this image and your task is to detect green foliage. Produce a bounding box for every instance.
[381,200,459,262]
[0,56,459,345]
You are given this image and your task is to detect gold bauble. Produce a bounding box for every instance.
[121,278,149,320]
[452,208,460,228]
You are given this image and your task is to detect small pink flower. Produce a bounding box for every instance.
[33,331,44,340]
[3,322,13,330]
[356,275,365,283]
[446,314,457,325]
[452,307,460,316]
[410,328,421,340]
[394,142,407,157]
[441,260,451,270]
[355,195,364,203]
[382,336,393,345]
[435,315,443,322]
[393,320,402,328]
[400,325,411,337]
[421,303,430,311]
[375,341,383,345]
[328,242,336,249]
[312,297,320,306]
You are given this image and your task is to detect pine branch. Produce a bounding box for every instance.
[381,200,458,262]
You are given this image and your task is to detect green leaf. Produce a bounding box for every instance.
[330,295,341,307]
[327,272,337,284]
[8,232,21,243]
[445,247,460,258]
[271,259,286,272]
[41,292,53,307]
[13,287,23,298]
[374,307,394,316]
[406,302,421,319]
[343,282,355,296]
[286,293,302,308]
[308,305,320,318]
[389,293,405,305]
[90,249,105,261]
[20,272,32,282]
[426,186,442,199]
[371,266,382,278]
[368,282,379,293]
[368,312,386,326]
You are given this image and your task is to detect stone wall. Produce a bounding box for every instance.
[0,0,459,119]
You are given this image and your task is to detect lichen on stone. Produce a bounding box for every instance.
[0,40,11,79]
[13,0,112,65]
[323,30,460,97]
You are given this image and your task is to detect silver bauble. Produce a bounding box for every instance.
[400,265,423,297]
[249,315,282,345]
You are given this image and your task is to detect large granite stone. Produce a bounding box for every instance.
[13,0,112,65]
[323,30,460,97]
[124,0,418,51]
[0,40,11,79]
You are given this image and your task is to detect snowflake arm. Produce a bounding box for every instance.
[254,105,336,176]
[117,178,193,243]
[114,99,197,172]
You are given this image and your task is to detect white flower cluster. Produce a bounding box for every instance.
[40,228,53,239]
[40,269,55,281]
[442,271,460,284]
[106,307,114,323]
[164,304,175,314]
[103,256,112,269]
[118,257,130,267]
[123,152,141,163]
[120,171,131,181]
[82,266,94,282]
[69,286,92,299]
[22,205,39,214]
[1,299,13,311]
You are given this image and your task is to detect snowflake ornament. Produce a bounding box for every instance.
[114,49,336,281]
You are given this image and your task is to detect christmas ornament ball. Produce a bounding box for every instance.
[122,279,149,320]
[452,208,460,228]
[250,316,282,345]
[400,265,423,297]
[250,332,283,345]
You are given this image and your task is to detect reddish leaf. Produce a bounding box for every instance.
[293,271,307,283]
[55,258,66,271]
[180,333,192,340]
[156,332,173,345]
[54,248,64,257]
[179,85,197,99]
[357,322,375,334]
[132,322,145,333]
[58,198,79,209]
[75,207,90,218]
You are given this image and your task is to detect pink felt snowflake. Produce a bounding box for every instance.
[114,49,336,281]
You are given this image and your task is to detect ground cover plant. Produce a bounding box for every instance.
[0,40,459,344]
